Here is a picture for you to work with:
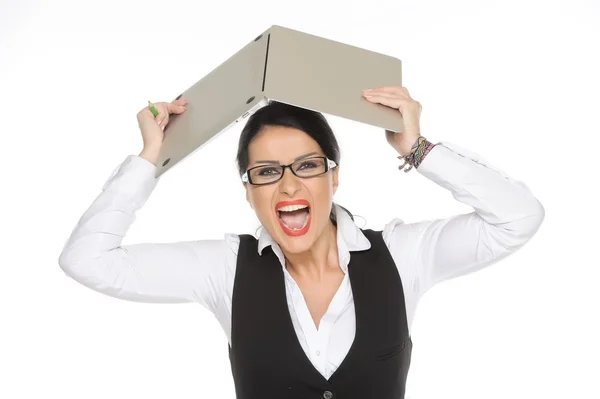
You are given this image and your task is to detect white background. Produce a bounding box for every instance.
[1,0,599,398]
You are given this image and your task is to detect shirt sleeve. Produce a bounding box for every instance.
[57,154,234,312]
[382,142,545,298]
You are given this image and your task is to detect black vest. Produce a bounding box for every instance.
[229,229,413,399]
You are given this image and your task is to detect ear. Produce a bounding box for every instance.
[332,165,340,195]
[244,183,254,209]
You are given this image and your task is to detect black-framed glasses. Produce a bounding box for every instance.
[241,156,337,185]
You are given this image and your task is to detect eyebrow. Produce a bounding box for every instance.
[254,151,320,165]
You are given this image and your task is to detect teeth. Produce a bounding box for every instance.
[277,204,309,212]
[281,212,310,231]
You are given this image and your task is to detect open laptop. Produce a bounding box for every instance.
[155,25,403,178]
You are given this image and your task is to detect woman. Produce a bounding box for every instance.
[58,86,545,399]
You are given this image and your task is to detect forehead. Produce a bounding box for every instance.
[248,126,323,164]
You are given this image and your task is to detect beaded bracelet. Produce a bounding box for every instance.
[398,136,436,172]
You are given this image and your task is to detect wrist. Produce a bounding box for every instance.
[394,135,422,157]
[139,146,161,166]
[396,136,436,172]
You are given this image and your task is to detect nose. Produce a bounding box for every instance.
[278,165,302,197]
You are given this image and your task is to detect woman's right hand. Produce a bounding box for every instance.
[137,98,188,150]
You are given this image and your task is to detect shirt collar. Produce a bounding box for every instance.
[256,203,371,272]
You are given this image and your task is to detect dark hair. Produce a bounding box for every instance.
[236,100,353,226]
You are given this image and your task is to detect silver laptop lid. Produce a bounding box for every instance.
[155,25,402,178]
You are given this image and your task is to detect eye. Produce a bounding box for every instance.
[256,166,281,176]
[297,160,321,170]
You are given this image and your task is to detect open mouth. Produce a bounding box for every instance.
[276,200,311,236]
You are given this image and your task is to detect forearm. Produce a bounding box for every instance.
[416,142,544,225]
[139,145,161,167]
[384,140,545,293]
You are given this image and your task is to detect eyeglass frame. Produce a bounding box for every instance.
[241,156,338,185]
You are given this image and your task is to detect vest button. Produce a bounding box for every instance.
[323,391,333,399]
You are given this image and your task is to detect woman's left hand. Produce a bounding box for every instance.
[362,86,422,156]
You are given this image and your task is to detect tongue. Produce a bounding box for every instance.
[280,209,309,229]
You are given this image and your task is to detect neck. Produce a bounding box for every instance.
[283,221,339,280]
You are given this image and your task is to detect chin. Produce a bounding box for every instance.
[272,222,311,249]
[276,234,315,254]
[271,217,319,254]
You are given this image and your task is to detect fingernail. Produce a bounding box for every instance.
[363,88,373,92]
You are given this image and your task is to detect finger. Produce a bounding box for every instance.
[365,96,410,110]
[363,91,400,99]
[155,110,167,127]
[159,112,169,125]
[379,86,409,95]
[156,103,172,122]
[171,98,187,106]
[363,94,406,110]
[167,102,187,114]
[154,108,163,124]
[157,117,167,131]
[366,86,409,96]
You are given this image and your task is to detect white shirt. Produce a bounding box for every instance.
[58,141,545,380]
